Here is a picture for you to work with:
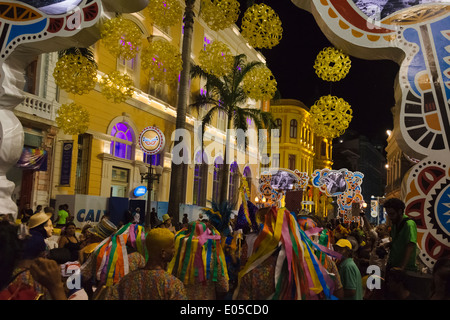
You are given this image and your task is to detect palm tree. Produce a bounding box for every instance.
[190,54,276,205]
[167,0,196,222]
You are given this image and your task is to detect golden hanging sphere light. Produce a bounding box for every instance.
[100,16,142,60]
[310,95,353,139]
[242,65,277,101]
[241,3,282,49]
[200,0,240,31]
[55,103,90,135]
[100,71,134,103]
[141,39,182,84]
[198,40,234,77]
[314,47,351,82]
[53,54,97,95]
[147,0,183,28]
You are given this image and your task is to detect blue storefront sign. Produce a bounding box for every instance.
[133,186,147,197]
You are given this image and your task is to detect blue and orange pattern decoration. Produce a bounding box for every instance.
[293,0,450,269]
[0,0,100,62]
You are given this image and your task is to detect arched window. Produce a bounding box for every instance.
[228,162,239,207]
[274,118,282,138]
[110,122,134,160]
[243,166,252,199]
[193,151,208,206]
[290,119,297,138]
[143,153,161,166]
[212,157,223,203]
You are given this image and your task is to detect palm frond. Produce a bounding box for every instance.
[58,47,98,68]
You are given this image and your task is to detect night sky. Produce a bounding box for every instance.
[252,1,400,144]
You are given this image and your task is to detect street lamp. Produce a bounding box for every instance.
[140,162,162,228]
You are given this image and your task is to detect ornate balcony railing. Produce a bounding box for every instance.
[15,91,59,121]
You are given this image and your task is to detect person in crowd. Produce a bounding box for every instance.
[182,213,189,227]
[20,203,33,223]
[80,218,146,299]
[1,215,67,300]
[159,214,176,233]
[169,220,229,300]
[78,217,117,264]
[385,268,420,300]
[334,238,363,300]
[150,207,159,228]
[34,205,43,215]
[430,256,450,300]
[105,228,187,300]
[4,212,58,299]
[58,222,81,262]
[133,207,141,224]
[56,204,69,228]
[383,198,418,273]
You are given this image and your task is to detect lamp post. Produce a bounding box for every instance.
[140,162,161,228]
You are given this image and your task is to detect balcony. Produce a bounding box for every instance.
[14,91,60,122]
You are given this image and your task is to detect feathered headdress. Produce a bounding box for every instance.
[202,201,233,237]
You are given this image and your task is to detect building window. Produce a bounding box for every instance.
[229,162,239,207]
[288,154,296,171]
[321,141,327,157]
[274,118,282,138]
[243,166,252,199]
[272,153,280,169]
[204,34,212,50]
[148,79,169,103]
[143,153,161,166]
[111,166,129,197]
[193,151,208,206]
[290,119,297,138]
[117,35,140,86]
[212,157,223,203]
[217,109,226,131]
[110,122,134,160]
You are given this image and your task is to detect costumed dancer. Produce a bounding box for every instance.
[203,201,247,298]
[298,214,344,299]
[233,206,339,300]
[80,220,148,299]
[167,220,229,299]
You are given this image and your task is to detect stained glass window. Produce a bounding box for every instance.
[110,122,134,160]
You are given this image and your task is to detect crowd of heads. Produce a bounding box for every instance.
[1,197,450,300]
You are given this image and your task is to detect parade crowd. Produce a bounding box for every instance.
[1,198,449,300]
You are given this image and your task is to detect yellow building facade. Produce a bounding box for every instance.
[268,99,333,217]
[10,4,267,223]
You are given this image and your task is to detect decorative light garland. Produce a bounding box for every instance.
[198,40,234,77]
[100,71,134,103]
[53,54,97,95]
[147,0,183,29]
[241,4,282,49]
[141,39,182,84]
[314,47,351,82]
[55,103,90,135]
[242,65,277,101]
[310,95,353,139]
[200,0,240,31]
[100,16,142,60]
